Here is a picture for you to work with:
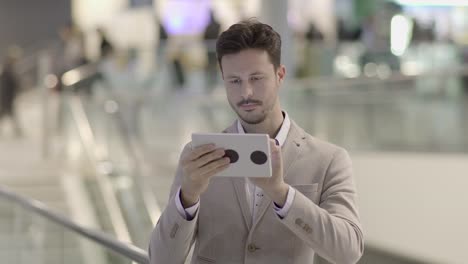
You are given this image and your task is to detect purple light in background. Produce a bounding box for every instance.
[162,0,211,35]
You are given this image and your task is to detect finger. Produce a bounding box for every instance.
[200,160,230,179]
[268,139,282,168]
[184,156,228,180]
[269,139,280,153]
[184,143,216,163]
[198,157,230,177]
[194,148,225,168]
[182,148,224,173]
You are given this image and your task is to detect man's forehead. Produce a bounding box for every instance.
[221,50,275,76]
[221,49,270,63]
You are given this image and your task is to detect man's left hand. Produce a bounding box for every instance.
[249,139,289,207]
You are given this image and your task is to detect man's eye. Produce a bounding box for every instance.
[230,79,241,84]
[251,76,263,81]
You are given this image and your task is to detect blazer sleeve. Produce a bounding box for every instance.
[149,143,198,264]
[278,148,364,264]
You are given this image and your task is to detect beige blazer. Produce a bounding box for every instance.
[149,120,364,264]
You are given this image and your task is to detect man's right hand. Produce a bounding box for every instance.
[180,143,230,208]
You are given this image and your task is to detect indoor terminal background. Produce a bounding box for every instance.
[0,0,467,263]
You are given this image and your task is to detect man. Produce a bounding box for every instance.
[0,49,22,137]
[149,19,363,264]
[203,10,222,90]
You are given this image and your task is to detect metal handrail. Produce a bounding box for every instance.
[0,184,149,264]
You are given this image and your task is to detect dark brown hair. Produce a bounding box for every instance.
[216,19,282,70]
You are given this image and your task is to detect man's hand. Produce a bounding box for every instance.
[249,139,289,207]
[180,144,230,208]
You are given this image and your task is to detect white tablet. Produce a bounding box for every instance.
[191,133,272,178]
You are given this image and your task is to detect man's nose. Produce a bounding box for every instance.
[240,82,253,99]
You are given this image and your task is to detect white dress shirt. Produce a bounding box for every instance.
[176,111,295,221]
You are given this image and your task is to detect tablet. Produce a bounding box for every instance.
[191,133,272,178]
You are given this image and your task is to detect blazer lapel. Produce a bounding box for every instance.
[222,121,237,133]
[251,195,272,230]
[251,120,305,230]
[281,121,305,179]
[231,178,252,230]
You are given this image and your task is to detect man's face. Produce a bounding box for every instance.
[221,49,285,125]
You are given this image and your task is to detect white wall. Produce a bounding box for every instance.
[72,0,127,30]
[352,152,468,263]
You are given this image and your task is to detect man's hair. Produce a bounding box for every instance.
[216,19,282,70]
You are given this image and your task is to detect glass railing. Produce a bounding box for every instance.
[0,185,148,264]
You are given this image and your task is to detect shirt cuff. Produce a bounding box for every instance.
[175,187,199,220]
[273,186,296,219]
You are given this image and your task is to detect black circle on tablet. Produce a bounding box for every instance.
[250,151,268,165]
[224,149,239,163]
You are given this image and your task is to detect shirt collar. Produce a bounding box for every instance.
[236,111,291,147]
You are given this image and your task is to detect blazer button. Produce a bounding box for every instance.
[304,224,312,234]
[248,243,257,253]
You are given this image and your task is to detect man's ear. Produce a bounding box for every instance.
[277,64,286,84]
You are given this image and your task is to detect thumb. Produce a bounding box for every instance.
[269,139,282,166]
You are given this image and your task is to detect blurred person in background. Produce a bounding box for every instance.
[157,22,168,69]
[462,46,468,94]
[360,3,401,72]
[55,23,87,94]
[203,10,221,91]
[337,18,361,41]
[0,47,23,137]
[59,23,87,72]
[97,27,114,59]
[296,22,323,78]
[159,22,186,89]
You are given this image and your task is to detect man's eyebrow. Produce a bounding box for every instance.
[226,72,265,78]
[250,71,265,76]
[225,74,240,79]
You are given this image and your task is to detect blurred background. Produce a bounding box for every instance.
[0,0,467,263]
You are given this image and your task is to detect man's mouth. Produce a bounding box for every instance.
[239,103,259,111]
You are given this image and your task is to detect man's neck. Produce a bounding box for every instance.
[240,108,284,138]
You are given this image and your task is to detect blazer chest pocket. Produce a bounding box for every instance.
[293,183,320,203]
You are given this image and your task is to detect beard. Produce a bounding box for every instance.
[229,98,272,125]
[237,109,268,124]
